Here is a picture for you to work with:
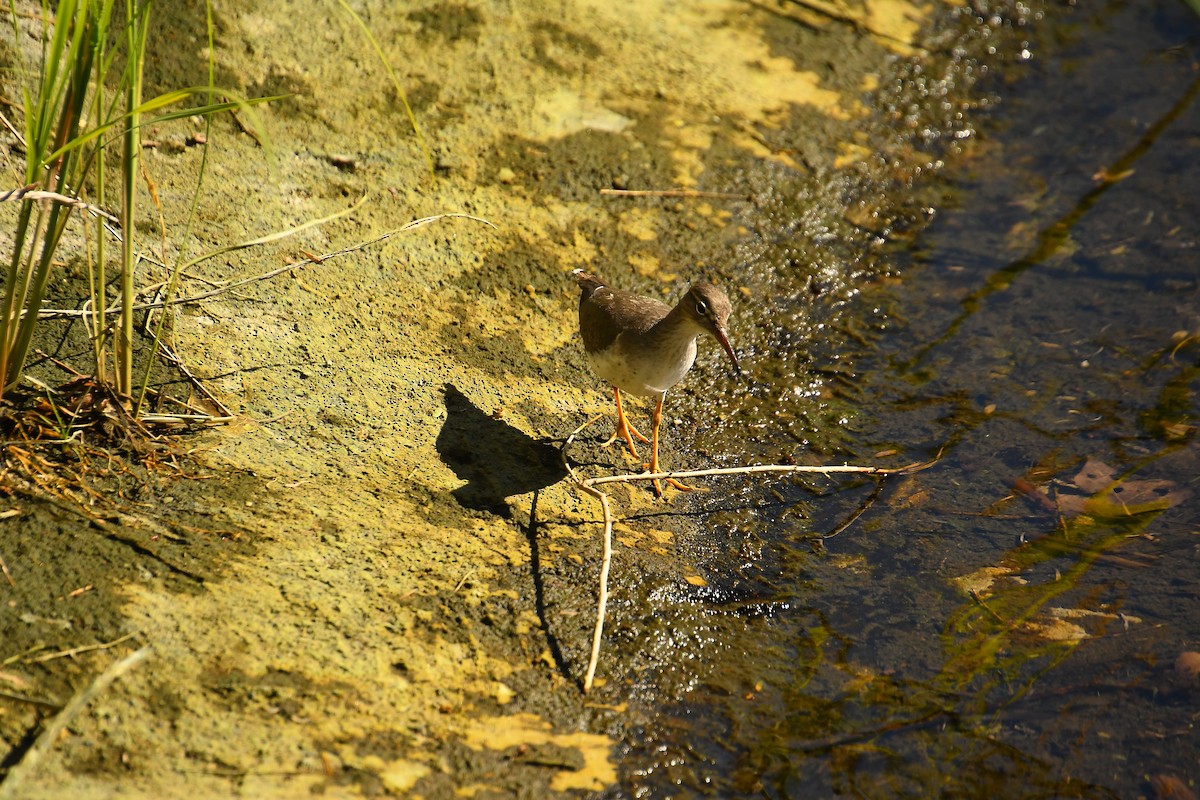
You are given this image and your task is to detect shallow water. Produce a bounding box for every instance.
[604,1,1200,797]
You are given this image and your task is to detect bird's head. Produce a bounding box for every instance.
[684,283,739,373]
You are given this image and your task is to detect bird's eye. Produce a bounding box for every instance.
[695,298,709,316]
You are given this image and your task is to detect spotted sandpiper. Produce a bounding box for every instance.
[573,269,740,495]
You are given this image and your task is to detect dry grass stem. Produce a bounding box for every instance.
[0,645,150,800]
[29,631,140,664]
[152,340,233,418]
[561,415,932,692]
[599,188,749,200]
[0,551,14,586]
[0,184,120,223]
[138,412,235,425]
[585,461,921,487]
[0,690,59,710]
[32,212,496,320]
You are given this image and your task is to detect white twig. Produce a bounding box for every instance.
[0,184,120,223]
[585,461,913,487]
[579,482,612,693]
[29,631,140,663]
[561,415,932,692]
[31,212,497,319]
[559,417,613,693]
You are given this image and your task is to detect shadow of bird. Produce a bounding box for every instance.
[436,384,568,516]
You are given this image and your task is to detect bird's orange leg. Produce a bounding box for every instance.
[648,393,697,496]
[600,386,649,458]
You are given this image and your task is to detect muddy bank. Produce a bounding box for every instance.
[0,0,1003,796]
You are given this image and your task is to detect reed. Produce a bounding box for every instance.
[2,0,267,412]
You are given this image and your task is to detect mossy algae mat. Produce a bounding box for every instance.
[1,0,964,796]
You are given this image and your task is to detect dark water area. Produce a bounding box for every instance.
[606,1,1200,797]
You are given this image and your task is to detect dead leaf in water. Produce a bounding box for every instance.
[951,565,1014,597]
[1020,616,1087,642]
[1175,651,1200,681]
[1161,420,1195,439]
[1072,458,1117,493]
[1056,458,1189,519]
[1150,774,1196,800]
[1092,166,1135,184]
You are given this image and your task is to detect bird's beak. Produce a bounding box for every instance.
[713,325,740,374]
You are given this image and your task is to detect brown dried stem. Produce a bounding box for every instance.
[0,645,151,799]
[562,415,932,693]
[0,183,119,223]
[34,212,497,319]
[599,188,749,200]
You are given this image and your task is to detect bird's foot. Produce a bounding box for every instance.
[652,477,704,497]
[600,419,649,458]
[645,464,706,497]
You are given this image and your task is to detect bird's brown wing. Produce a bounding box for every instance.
[578,284,670,353]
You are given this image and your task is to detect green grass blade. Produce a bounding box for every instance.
[334,0,434,180]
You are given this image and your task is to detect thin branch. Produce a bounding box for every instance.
[0,645,151,799]
[969,589,1006,625]
[583,460,927,488]
[28,631,140,663]
[823,479,885,540]
[561,415,934,692]
[0,183,120,223]
[559,417,614,693]
[0,550,15,586]
[32,212,497,319]
[580,481,612,693]
[599,188,750,200]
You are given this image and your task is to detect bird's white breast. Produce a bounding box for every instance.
[588,333,698,397]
